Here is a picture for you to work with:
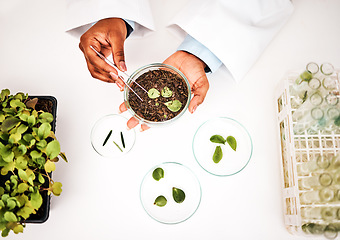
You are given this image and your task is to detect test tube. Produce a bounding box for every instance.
[301,207,337,221]
[300,187,334,204]
[297,155,330,175]
[290,78,321,109]
[322,108,340,134]
[299,173,333,190]
[294,107,324,135]
[295,62,319,85]
[320,62,335,76]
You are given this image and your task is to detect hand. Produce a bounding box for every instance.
[79,18,127,90]
[118,50,209,131]
[164,51,209,113]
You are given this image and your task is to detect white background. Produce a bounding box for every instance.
[1,0,340,239]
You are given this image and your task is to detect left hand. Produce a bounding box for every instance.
[119,50,209,131]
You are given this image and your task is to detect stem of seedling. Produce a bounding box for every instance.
[113,141,123,152]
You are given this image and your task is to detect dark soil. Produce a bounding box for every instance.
[128,69,189,122]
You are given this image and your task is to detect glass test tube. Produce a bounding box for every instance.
[297,155,330,175]
[301,207,337,221]
[295,62,319,85]
[290,78,321,109]
[294,107,324,135]
[300,187,334,204]
[299,173,333,190]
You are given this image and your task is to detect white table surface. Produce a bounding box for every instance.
[1,0,340,239]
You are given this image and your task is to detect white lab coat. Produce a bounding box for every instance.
[66,0,293,82]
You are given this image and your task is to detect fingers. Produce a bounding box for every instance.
[108,31,127,72]
[189,76,210,113]
[118,102,150,132]
[79,42,118,83]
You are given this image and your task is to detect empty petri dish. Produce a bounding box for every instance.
[140,162,201,224]
[91,114,136,158]
[192,117,253,176]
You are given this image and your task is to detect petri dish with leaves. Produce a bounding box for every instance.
[91,114,136,158]
[192,117,253,176]
[140,162,201,224]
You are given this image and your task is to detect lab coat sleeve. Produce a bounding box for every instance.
[168,0,294,82]
[66,0,155,38]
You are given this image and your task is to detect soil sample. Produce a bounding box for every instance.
[128,69,189,122]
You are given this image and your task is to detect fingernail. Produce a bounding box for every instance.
[119,61,127,72]
[192,105,197,113]
[110,72,118,81]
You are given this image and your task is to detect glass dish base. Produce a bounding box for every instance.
[140,162,201,224]
[192,117,253,176]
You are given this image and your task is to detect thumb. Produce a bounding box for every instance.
[189,77,209,113]
[109,34,127,72]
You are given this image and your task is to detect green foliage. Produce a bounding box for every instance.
[210,135,226,145]
[172,187,185,204]
[152,167,164,181]
[213,146,223,163]
[226,136,237,151]
[147,88,160,99]
[0,89,67,237]
[154,195,167,207]
[164,100,182,112]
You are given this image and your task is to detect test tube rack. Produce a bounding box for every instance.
[275,68,340,238]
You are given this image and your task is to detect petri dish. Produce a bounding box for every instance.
[192,117,253,176]
[91,114,136,158]
[140,162,201,224]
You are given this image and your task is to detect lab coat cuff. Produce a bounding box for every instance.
[177,35,222,73]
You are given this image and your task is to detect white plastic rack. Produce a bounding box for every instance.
[276,67,340,239]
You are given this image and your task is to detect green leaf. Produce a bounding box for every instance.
[27,115,36,127]
[9,132,21,144]
[0,89,10,101]
[213,146,223,163]
[152,167,164,181]
[148,88,160,99]
[210,135,226,144]
[161,87,173,98]
[16,124,28,134]
[44,160,56,173]
[52,182,62,196]
[38,112,54,124]
[30,150,42,159]
[30,191,42,209]
[1,228,10,237]
[1,117,20,132]
[154,195,167,207]
[46,140,60,159]
[17,183,29,193]
[17,145,27,156]
[15,156,28,169]
[10,99,26,109]
[59,152,68,162]
[6,199,16,210]
[226,136,237,151]
[164,100,182,112]
[172,187,185,203]
[37,122,51,140]
[4,211,17,222]
[36,140,47,151]
[38,174,45,184]
[18,169,28,181]
[0,146,14,163]
[16,206,35,219]
[13,224,24,234]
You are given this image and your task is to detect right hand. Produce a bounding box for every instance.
[79,18,128,90]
